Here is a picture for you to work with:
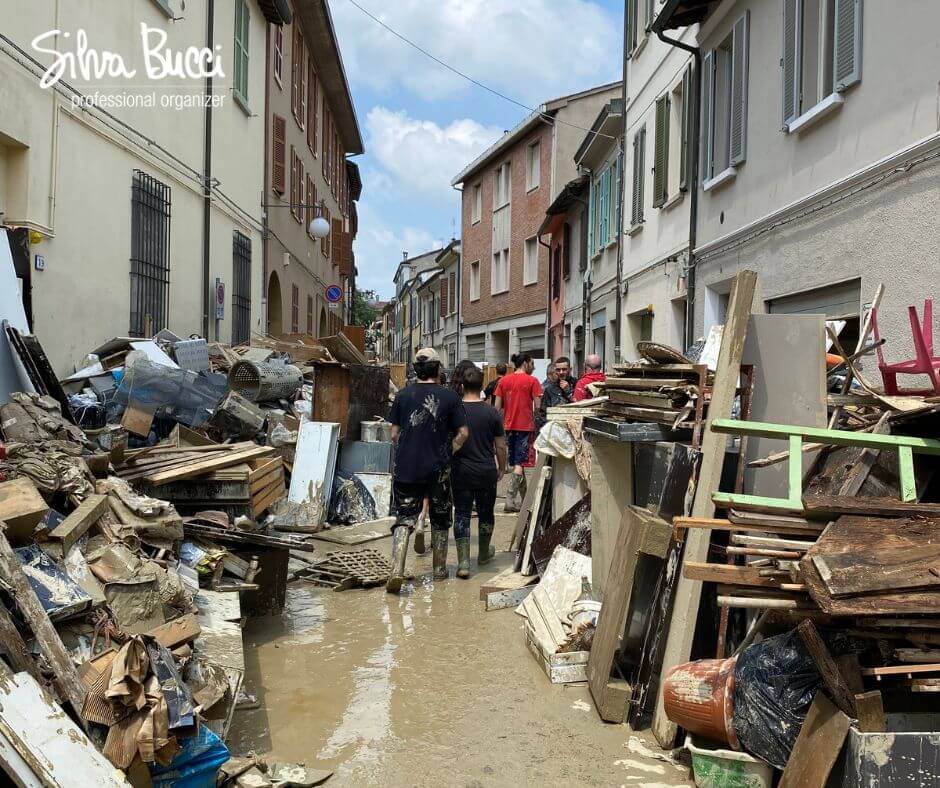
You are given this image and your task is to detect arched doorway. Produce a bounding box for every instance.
[318,307,328,338]
[267,271,283,336]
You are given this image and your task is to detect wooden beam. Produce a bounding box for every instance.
[0,604,43,683]
[652,269,757,748]
[683,561,798,589]
[797,620,857,717]
[779,692,851,788]
[48,494,109,555]
[803,494,940,518]
[854,691,886,732]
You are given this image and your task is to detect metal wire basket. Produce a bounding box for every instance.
[228,360,303,402]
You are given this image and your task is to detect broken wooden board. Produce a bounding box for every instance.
[48,494,108,555]
[683,561,803,590]
[485,585,535,611]
[0,477,48,544]
[779,692,851,788]
[519,465,551,576]
[510,454,548,551]
[803,494,940,519]
[797,620,858,717]
[478,566,537,601]
[588,435,633,601]
[311,517,394,545]
[675,515,824,537]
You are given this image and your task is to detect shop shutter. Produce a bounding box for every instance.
[272,114,286,193]
[679,65,691,191]
[729,11,749,166]
[653,95,669,208]
[833,0,862,91]
[701,50,714,180]
[782,0,800,128]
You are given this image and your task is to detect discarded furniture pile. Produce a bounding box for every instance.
[484,272,940,786]
[0,318,391,784]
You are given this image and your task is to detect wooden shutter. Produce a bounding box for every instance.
[701,49,714,180]
[562,222,571,278]
[440,277,448,317]
[322,110,329,178]
[298,40,306,129]
[631,127,645,227]
[449,272,456,312]
[653,95,669,208]
[833,0,862,91]
[782,0,800,128]
[272,114,286,193]
[729,11,749,166]
[307,60,316,150]
[290,24,300,121]
[297,157,305,224]
[331,218,343,265]
[305,175,315,237]
[289,147,298,220]
[679,65,691,191]
[321,208,330,258]
[306,295,313,334]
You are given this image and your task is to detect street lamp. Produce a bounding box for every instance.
[262,198,330,238]
[308,215,330,238]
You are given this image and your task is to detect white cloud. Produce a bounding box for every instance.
[365,107,503,199]
[330,0,621,104]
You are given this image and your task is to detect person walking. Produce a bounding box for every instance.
[494,353,542,513]
[483,362,507,404]
[386,348,468,593]
[451,367,507,578]
[574,353,606,401]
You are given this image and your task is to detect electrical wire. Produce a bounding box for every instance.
[342,0,619,141]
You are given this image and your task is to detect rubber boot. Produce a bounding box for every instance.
[432,530,449,580]
[518,472,528,504]
[478,523,496,565]
[456,538,472,578]
[503,473,521,513]
[413,515,427,555]
[386,526,411,594]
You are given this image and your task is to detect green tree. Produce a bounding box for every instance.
[352,288,378,326]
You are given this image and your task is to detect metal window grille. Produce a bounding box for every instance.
[232,231,251,344]
[130,170,171,337]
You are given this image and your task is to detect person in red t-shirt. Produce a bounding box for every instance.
[494,353,542,512]
[574,353,606,401]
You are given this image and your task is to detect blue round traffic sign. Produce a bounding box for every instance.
[325,285,343,303]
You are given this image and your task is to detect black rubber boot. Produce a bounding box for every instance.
[432,530,449,580]
[386,526,411,594]
[456,538,471,578]
[478,523,496,565]
[414,516,427,555]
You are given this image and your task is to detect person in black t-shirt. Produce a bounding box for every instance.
[386,348,468,593]
[451,366,507,579]
[483,362,507,404]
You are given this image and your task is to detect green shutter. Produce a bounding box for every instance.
[701,50,714,181]
[587,179,596,255]
[631,127,645,227]
[615,151,623,234]
[729,11,749,166]
[653,95,669,208]
[782,0,800,127]
[679,65,691,191]
[234,0,250,102]
[833,0,862,91]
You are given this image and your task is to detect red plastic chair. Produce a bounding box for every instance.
[872,298,940,395]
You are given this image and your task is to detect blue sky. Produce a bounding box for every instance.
[328,0,625,299]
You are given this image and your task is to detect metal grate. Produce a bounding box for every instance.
[129,170,171,337]
[232,231,251,345]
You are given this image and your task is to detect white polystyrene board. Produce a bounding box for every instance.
[0,229,34,403]
[552,456,587,522]
[0,671,131,786]
[355,472,392,518]
[517,546,591,623]
[289,421,341,511]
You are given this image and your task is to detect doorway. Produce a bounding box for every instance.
[267,271,283,336]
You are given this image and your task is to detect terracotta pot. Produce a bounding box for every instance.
[662,656,739,749]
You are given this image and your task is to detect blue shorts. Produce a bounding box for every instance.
[506,430,531,467]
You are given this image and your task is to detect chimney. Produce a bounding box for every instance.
[402,251,409,261]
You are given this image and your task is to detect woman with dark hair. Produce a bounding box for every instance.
[449,359,479,398]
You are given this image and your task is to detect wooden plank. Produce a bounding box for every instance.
[797,620,858,716]
[730,534,815,551]
[675,515,824,536]
[146,613,201,649]
[145,445,275,484]
[854,691,886,732]
[652,269,757,748]
[589,437,634,601]
[779,692,851,788]
[0,477,48,544]
[510,454,547,551]
[49,494,109,555]
[0,604,42,683]
[803,494,940,518]
[0,526,86,720]
[860,663,940,677]
[478,567,536,600]
[683,561,799,590]
[520,466,551,576]
[485,585,535,611]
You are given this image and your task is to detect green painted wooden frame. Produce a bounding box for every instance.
[709,418,940,511]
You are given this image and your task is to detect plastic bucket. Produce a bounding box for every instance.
[663,656,738,748]
[685,735,772,788]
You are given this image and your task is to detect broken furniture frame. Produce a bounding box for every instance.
[710,419,940,511]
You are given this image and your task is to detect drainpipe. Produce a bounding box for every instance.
[614,3,628,363]
[201,0,216,339]
[451,184,463,359]
[655,27,701,348]
[262,24,271,333]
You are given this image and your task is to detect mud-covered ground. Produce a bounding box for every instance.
[230,507,693,787]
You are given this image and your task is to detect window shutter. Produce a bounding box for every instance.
[298,41,306,128]
[272,114,286,193]
[627,0,638,54]
[615,151,622,233]
[631,128,645,226]
[645,0,654,32]
[833,0,862,91]
[440,277,448,318]
[563,222,571,278]
[587,181,595,255]
[307,60,316,150]
[729,11,749,166]
[653,95,669,207]
[331,218,343,264]
[701,50,714,180]
[290,25,300,121]
[782,0,800,128]
[679,65,691,191]
[449,272,456,312]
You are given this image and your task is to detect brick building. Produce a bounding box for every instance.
[451,83,620,366]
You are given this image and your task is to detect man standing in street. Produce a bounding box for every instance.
[452,367,507,578]
[386,348,468,593]
[494,353,542,513]
[483,362,507,404]
[574,353,606,401]
[540,356,575,415]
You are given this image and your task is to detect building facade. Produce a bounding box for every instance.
[390,248,442,363]
[653,0,940,365]
[0,0,282,373]
[435,240,461,368]
[263,0,363,340]
[453,83,621,366]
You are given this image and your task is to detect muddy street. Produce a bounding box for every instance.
[230,513,692,787]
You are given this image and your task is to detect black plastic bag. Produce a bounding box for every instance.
[732,630,821,769]
[328,470,377,524]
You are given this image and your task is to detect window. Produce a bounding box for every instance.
[653,94,670,207]
[289,147,304,223]
[524,236,539,285]
[129,171,171,337]
[272,114,286,193]
[526,141,540,191]
[494,162,511,209]
[233,0,250,106]
[562,222,572,279]
[321,206,331,258]
[552,245,561,300]
[471,183,482,224]
[306,294,314,335]
[291,285,299,333]
[306,176,316,239]
[449,271,456,313]
[701,13,749,184]
[291,24,305,127]
[782,0,861,131]
[677,67,692,192]
[491,249,509,294]
[307,60,318,153]
[631,125,646,228]
[626,0,655,56]
[469,261,481,301]
[440,276,449,318]
[232,231,251,345]
[273,24,283,87]
[322,109,332,184]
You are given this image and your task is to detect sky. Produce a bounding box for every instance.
[328,0,625,300]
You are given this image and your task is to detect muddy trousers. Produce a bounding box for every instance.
[452,485,497,540]
[392,471,453,534]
